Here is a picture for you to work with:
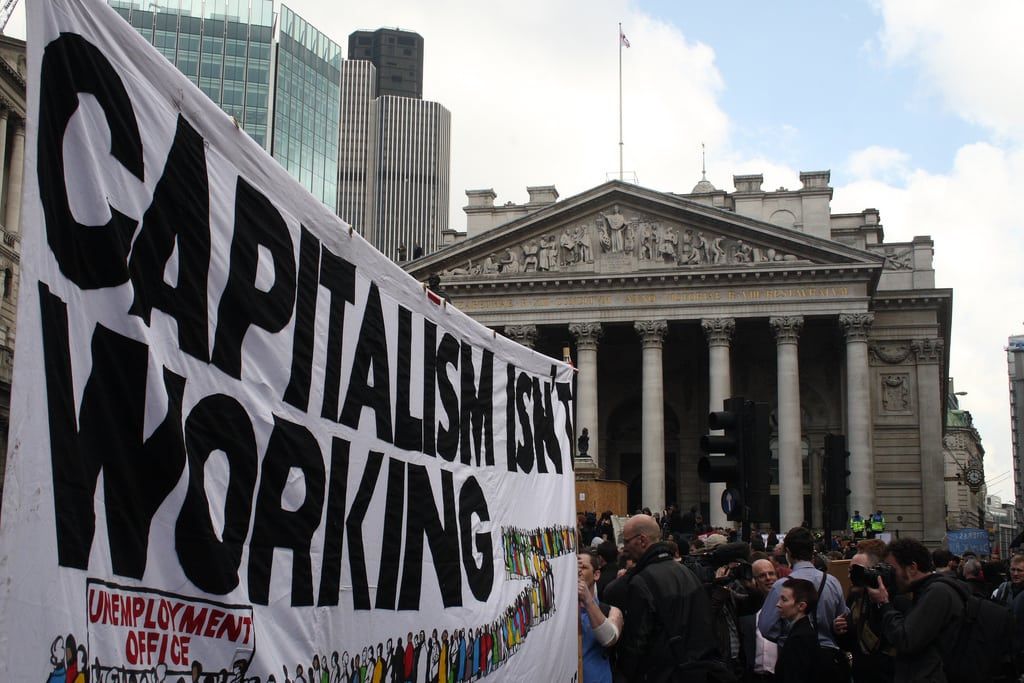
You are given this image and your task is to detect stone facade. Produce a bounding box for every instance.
[409,172,953,543]
[0,36,25,510]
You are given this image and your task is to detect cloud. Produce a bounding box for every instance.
[873,0,1024,142]
[845,145,911,183]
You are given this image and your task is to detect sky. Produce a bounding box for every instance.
[6,1,1023,502]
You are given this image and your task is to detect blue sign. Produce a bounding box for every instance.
[947,528,991,556]
[721,488,740,516]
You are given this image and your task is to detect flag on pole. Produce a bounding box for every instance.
[620,29,631,47]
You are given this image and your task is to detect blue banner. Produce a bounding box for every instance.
[947,528,991,556]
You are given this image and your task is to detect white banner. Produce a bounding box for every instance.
[0,1,577,681]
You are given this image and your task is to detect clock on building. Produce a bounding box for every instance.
[964,465,984,491]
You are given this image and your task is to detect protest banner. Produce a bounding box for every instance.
[0,1,577,680]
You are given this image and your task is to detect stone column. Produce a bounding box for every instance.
[504,324,538,350]
[569,322,603,470]
[0,107,10,202]
[702,317,735,528]
[4,118,24,236]
[913,338,945,544]
[809,447,823,529]
[840,313,875,516]
[635,320,668,512]
[770,315,804,531]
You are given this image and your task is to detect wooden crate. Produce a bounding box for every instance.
[575,479,628,516]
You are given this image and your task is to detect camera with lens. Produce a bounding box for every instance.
[729,560,753,583]
[849,562,895,590]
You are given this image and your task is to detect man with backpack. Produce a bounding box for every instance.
[866,538,1015,682]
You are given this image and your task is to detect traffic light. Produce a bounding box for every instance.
[824,434,851,533]
[699,396,745,521]
[743,401,771,522]
[699,397,772,528]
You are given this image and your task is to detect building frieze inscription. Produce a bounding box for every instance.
[439,208,803,279]
[452,285,853,312]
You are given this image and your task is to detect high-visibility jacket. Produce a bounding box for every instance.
[849,516,865,533]
[870,514,886,532]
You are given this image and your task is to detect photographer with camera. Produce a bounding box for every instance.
[833,539,897,682]
[865,538,964,682]
[757,527,849,679]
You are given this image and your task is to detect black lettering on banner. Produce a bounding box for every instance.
[459,476,494,602]
[318,247,356,420]
[247,417,325,606]
[532,377,562,474]
[175,394,257,595]
[515,371,535,473]
[506,363,516,472]
[38,33,143,289]
[435,333,460,461]
[282,226,322,410]
[375,458,406,610]
[339,282,393,442]
[399,465,460,609]
[211,177,296,379]
[128,114,211,362]
[394,306,422,451]
[346,451,385,610]
[421,320,437,457]
[460,344,494,467]
[317,437,351,607]
[40,283,186,577]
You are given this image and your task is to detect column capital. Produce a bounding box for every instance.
[701,317,736,347]
[504,324,538,349]
[839,312,874,342]
[634,319,668,346]
[769,315,804,344]
[911,338,944,364]
[569,322,603,350]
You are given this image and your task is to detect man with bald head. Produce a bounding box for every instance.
[610,514,718,680]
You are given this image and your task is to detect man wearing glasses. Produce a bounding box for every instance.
[992,553,1024,606]
[609,514,718,681]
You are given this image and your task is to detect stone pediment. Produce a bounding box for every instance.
[410,182,883,281]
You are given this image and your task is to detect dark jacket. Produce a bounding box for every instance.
[775,617,818,683]
[613,542,718,682]
[877,572,963,682]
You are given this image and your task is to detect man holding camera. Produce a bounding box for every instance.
[865,538,962,681]
[834,539,896,682]
[610,514,718,681]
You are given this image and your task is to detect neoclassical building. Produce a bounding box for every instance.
[0,35,25,504]
[408,171,952,544]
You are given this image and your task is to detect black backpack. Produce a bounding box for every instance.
[936,577,1015,683]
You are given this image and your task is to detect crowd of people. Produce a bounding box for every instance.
[577,508,1023,682]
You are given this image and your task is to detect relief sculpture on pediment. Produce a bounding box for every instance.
[437,208,806,280]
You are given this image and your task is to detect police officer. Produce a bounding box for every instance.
[868,510,886,538]
[849,511,866,539]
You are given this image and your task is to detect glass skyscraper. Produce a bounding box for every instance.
[109,0,274,149]
[272,5,342,208]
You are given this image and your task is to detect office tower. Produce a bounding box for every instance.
[347,28,423,99]
[338,59,377,235]
[1009,335,1024,531]
[109,0,275,149]
[372,96,450,259]
[272,5,342,208]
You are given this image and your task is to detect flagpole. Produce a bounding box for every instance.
[618,22,623,181]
